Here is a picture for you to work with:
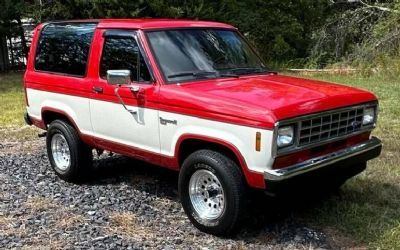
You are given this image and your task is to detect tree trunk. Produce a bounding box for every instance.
[16,17,28,61]
[8,36,15,68]
[0,34,10,72]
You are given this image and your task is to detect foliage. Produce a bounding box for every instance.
[21,0,330,65]
[2,0,400,69]
[0,0,26,35]
[309,0,400,69]
[354,0,400,72]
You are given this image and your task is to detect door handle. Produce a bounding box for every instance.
[92,86,103,93]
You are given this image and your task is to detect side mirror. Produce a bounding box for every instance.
[107,70,131,85]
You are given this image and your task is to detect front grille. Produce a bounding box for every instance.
[298,107,364,146]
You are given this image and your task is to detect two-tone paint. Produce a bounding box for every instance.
[24,19,378,189]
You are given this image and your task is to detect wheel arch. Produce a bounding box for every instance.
[42,107,78,129]
[175,134,266,189]
[41,107,94,146]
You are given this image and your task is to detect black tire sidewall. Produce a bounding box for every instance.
[179,150,244,235]
[46,120,87,181]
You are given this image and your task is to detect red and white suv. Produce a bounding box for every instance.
[23,19,382,235]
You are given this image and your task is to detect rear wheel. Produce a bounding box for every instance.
[179,149,246,236]
[46,120,93,182]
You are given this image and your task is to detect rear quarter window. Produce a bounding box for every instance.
[34,23,97,77]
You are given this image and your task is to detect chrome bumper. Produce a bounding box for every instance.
[264,137,382,181]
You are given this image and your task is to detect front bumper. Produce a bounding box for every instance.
[264,136,382,182]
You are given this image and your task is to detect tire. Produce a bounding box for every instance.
[178,149,246,236]
[46,119,93,183]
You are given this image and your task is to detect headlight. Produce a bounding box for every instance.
[363,107,375,125]
[277,126,294,148]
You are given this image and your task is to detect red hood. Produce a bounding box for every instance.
[158,74,377,129]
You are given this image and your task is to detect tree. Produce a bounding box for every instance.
[6,0,397,70]
[0,0,30,69]
[27,0,331,64]
[308,0,400,67]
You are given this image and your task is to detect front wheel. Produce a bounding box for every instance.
[178,150,246,236]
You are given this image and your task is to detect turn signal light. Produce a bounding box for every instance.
[256,132,261,152]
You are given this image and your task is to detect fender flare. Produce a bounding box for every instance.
[41,106,95,146]
[174,134,265,189]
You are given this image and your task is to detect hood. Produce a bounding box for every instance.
[158,74,377,129]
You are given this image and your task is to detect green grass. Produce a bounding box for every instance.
[297,74,400,249]
[0,72,26,127]
[0,72,399,248]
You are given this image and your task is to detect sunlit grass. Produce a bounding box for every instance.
[0,72,26,127]
[0,71,399,248]
[298,73,400,249]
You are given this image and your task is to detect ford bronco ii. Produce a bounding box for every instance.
[23,19,382,235]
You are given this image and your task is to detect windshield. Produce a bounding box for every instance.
[146,29,268,83]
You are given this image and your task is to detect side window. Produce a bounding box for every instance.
[35,23,96,76]
[100,35,151,83]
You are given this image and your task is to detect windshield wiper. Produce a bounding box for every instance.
[166,68,270,80]
[167,71,217,79]
[219,72,240,78]
[227,67,269,75]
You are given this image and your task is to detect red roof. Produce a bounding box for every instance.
[95,18,236,30]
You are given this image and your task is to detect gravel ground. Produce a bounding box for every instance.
[0,138,341,249]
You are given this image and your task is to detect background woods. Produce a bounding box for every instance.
[0,1,399,249]
[0,0,399,72]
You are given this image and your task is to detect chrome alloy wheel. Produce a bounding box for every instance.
[189,169,226,220]
[51,133,71,171]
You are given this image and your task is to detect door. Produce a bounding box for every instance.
[89,29,160,160]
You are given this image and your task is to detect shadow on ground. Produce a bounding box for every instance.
[83,153,400,248]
